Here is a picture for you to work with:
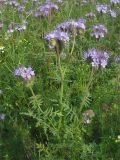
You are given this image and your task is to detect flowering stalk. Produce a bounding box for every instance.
[79,67,94,114]
[56,44,65,131]
[28,84,43,114]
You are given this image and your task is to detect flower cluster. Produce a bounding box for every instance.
[7,21,28,33]
[57,18,86,33]
[14,66,35,81]
[37,2,58,17]
[45,30,69,49]
[91,24,107,39]
[109,10,117,17]
[96,3,117,18]
[5,0,20,7]
[96,4,108,13]
[17,5,25,12]
[110,0,120,4]
[84,48,109,68]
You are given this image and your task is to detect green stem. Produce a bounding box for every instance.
[58,55,64,131]
[79,68,94,113]
[29,85,35,97]
[70,33,76,55]
[29,85,43,113]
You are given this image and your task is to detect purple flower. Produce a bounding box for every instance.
[45,30,69,48]
[0,113,5,120]
[96,4,108,13]
[76,18,86,30]
[110,0,120,4]
[37,2,58,16]
[91,24,107,39]
[14,66,35,81]
[85,12,96,18]
[57,20,78,33]
[109,10,117,17]
[7,22,15,33]
[115,55,120,63]
[17,5,25,12]
[7,28,14,33]
[57,19,86,34]
[6,1,20,7]
[15,21,28,31]
[34,11,42,17]
[84,48,109,68]
[22,0,28,2]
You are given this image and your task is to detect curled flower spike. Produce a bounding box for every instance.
[45,30,69,52]
[96,4,108,13]
[91,24,107,39]
[84,48,109,68]
[14,66,35,81]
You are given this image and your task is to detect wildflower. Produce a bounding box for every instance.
[37,2,58,17]
[109,10,117,17]
[7,22,15,33]
[17,5,25,12]
[82,109,95,124]
[85,12,96,18]
[15,21,28,32]
[76,18,86,31]
[45,30,69,49]
[91,24,107,39]
[110,0,120,4]
[96,4,108,13]
[57,19,86,34]
[6,1,20,7]
[84,48,109,68]
[34,11,42,17]
[115,55,120,63]
[14,66,35,81]
[22,0,28,2]
[0,113,5,120]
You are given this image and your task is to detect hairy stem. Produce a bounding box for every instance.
[79,67,94,113]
